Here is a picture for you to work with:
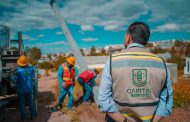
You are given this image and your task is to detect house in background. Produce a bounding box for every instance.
[184,57,190,75]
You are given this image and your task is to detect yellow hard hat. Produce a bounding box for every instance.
[95,68,101,74]
[17,55,29,66]
[66,56,75,66]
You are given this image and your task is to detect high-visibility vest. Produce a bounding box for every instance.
[62,64,75,87]
[111,47,167,121]
[79,69,95,83]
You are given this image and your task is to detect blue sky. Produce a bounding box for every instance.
[0,0,190,54]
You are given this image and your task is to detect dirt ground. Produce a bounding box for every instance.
[2,71,190,122]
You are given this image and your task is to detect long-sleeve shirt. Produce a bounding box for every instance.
[98,43,173,117]
[12,65,35,93]
[57,64,76,86]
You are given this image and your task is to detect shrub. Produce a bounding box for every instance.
[173,80,190,107]
[38,62,53,70]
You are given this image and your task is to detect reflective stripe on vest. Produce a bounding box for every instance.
[62,64,75,86]
[111,47,167,120]
[122,113,153,121]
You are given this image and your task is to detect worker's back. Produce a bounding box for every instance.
[15,65,34,93]
[111,47,167,120]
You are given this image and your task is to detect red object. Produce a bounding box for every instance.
[79,69,95,83]
[62,64,75,87]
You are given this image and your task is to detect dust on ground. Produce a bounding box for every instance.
[2,71,190,122]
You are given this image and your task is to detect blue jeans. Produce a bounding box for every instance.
[78,78,92,102]
[17,92,37,120]
[58,85,74,109]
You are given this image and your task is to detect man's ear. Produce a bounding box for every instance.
[124,33,131,48]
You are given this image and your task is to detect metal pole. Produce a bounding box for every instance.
[49,0,88,72]
[18,32,22,55]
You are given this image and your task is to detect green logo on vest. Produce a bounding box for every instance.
[132,69,147,87]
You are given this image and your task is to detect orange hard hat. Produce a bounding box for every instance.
[17,55,29,66]
[66,56,75,66]
[95,68,101,74]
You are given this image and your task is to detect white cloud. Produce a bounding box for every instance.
[82,38,98,42]
[1,0,190,33]
[1,0,57,31]
[37,34,44,38]
[153,23,190,33]
[56,31,63,35]
[154,23,179,32]
[37,41,68,46]
[104,25,120,31]
[81,25,94,31]
[147,0,190,32]
[23,34,37,41]
[0,0,148,31]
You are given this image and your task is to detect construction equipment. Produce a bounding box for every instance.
[0,25,38,119]
[49,0,88,72]
[0,25,22,96]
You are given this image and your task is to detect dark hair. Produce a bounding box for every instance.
[127,22,150,45]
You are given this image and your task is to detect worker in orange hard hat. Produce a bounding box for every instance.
[12,55,37,121]
[56,56,76,110]
[78,68,102,103]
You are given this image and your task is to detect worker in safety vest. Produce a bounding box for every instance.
[12,55,37,121]
[57,56,75,110]
[78,68,101,103]
[98,22,173,122]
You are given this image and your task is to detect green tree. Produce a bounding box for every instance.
[146,43,153,48]
[170,46,175,55]
[89,46,97,56]
[24,46,30,56]
[151,47,167,54]
[29,47,42,61]
[53,56,66,70]
[38,62,53,70]
[29,58,37,66]
[185,43,190,57]
[80,48,85,56]
[168,56,185,70]
[99,48,107,56]
[175,40,184,47]
[28,47,42,65]
[47,53,52,61]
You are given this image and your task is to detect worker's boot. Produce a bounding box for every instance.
[58,103,63,109]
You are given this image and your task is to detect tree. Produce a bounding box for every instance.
[171,46,175,55]
[89,46,97,56]
[28,47,42,66]
[168,55,185,70]
[175,40,184,47]
[80,48,85,56]
[24,46,30,56]
[151,47,167,54]
[29,47,42,61]
[38,62,53,70]
[185,43,190,57]
[47,53,52,61]
[146,43,153,48]
[53,56,66,70]
[99,48,107,56]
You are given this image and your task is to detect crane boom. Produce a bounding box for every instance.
[49,0,88,72]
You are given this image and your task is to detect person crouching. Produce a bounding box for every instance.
[78,68,101,103]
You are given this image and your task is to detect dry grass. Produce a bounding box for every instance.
[173,75,190,108]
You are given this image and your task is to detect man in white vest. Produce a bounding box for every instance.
[98,22,173,122]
